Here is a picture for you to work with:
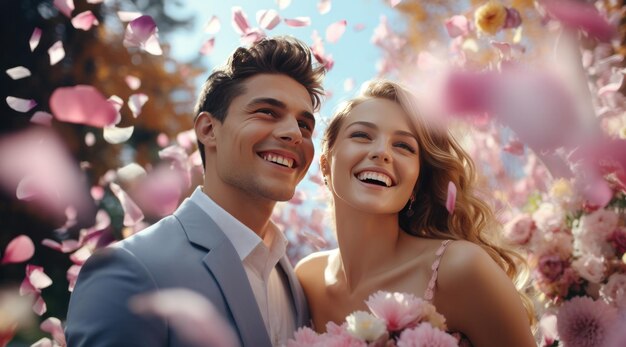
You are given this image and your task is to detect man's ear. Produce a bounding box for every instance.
[194,111,218,149]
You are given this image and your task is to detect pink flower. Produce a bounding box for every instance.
[532,202,565,232]
[366,291,431,331]
[503,214,535,245]
[572,209,618,256]
[608,228,626,256]
[537,254,566,282]
[396,323,458,347]
[600,273,626,309]
[502,7,522,29]
[571,254,606,283]
[287,327,322,347]
[557,296,618,347]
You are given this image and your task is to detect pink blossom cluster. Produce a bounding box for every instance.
[287,291,458,347]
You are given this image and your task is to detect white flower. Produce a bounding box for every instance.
[572,209,618,257]
[578,208,619,238]
[571,254,606,283]
[600,273,626,309]
[345,311,387,342]
[532,202,565,232]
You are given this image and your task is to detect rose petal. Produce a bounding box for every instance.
[26,265,52,290]
[6,66,31,80]
[256,9,280,30]
[32,295,46,316]
[53,0,74,18]
[30,111,53,127]
[40,317,66,345]
[204,15,221,34]
[124,75,141,90]
[446,181,456,214]
[445,15,470,38]
[276,0,291,10]
[87,0,104,3]
[389,0,402,7]
[157,133,169,147]
[110,182,144,226]
[326,20,347,43]
[71,10,99,31]
[318,0,331,14]
[542,0,616,42]
[284,17,311,27]
[29,27,42,52]
[16,175,40,201]
[503,139,525,155]
[50,85,118,127]
[200,37,215,55]
[343,78,355,92]
[240,28,266,46]
[353,23,366,31]
[84,132,95,146]
[231,6,250,35]
[67,264,81,292]
[128,93,148,118]
[6,96,36,113]
[103,126,134,144]
[117,163,147,182]
[69,246,92,265]
[117,11,142,22]
[48,41,65,66]
[1,235,35,264]
[123,15,162,55]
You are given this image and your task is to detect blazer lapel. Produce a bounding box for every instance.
[278,257,310,328]
[174,199,271,347]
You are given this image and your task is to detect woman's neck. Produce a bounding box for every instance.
[332,201,404,292]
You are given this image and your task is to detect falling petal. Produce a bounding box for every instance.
[326,20,346,43]
[69,246,92,265]
[124,75,141,90]
[86,0,104,3]
[26,265,52,290]
[53,0,74,18]
[66,264,81,292]
[117,11,142,22]
[256,9,280,30]
[204,15,221,34]
[128,93,148,118]
[445,15,470,38]
[446,181,456,214]
[157,133,169,147]
[598,73,624,96]
[6,66,31,80]
[389,0,402,7]
[29,27,42,51]
[71,10,99,31]
[48,41,65,66]
[103,126,134,144]
[284,17,311,27]
[133,166,183,217]
[84,132,95,147]
[32,296,46,316]
[30,112,52,127]
[353,23,366,31]
[318,0,331,14]
[117,163,147,182]
[123,15,162,56]
[108,95,123,124]
[200,37,215,55]
[503,140,525,155]
[6,96,36,113]
[90,186,104,201]
[50,85,118,127]
[176,129,196,149]
[240,28,266,46]
[110,182,144,226]
[15,175,40,201]
[40,317,66,346]
[41,239,79,253]
[1,235,35,264]
[231,6,251,35]
[130,289,238,347]
[542,0,616,42]
[276,0,291,10]
[343,78,355,92]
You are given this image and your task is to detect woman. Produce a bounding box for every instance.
[295,80,536,347]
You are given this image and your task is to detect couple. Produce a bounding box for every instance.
[65,36,535,347]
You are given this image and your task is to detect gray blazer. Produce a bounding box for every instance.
[66,198,309,347]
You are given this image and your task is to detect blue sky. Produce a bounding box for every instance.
[162,0,404,117]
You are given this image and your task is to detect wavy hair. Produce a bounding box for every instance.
[321,79,535,325]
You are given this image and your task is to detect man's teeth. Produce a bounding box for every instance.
[357,171,392,187]
[263,153,294,168]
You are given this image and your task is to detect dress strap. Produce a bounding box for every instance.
[423,239,453,302]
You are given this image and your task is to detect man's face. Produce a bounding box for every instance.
[208,74,315,202]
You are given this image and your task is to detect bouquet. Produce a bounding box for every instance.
[287,291,459,347]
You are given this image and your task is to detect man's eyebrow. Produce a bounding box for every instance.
[346,121,417,141]
[247,97,316,127]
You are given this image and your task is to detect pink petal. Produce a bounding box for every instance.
[1,235,35,264]
[542,0,616,42]
[200,37,215,55]
[231,6,251,35]
[389,0,402,7]
[110,182,144,226]
[117,163,147,182]
[107,95,123,124]
[26,265,52,290]
[53,0,74,18]
[277,0,291,10]
[67,264,81,292]
[128,93,149,118]
[86,0,104,3]
[133,166,183,217]
[142,34,163,56]
[445,15,469,38]
[6,96,36,113]
[103,126,134,144]
[48,41,65,65]
[325,20,347,43]
[50,85,118,127]
[598,73,624,96]
[69,246,92,265]
[84,132,96,146]
[204,15,221,34]
[157,133,169,147]
[124,75,141,90]
[284,17,311,27]
[16,175,40,201]
[123,15,162,55]
[176,130,196,150]
[343,78,355,92]
[240,28,266,46]
[71,10,99,31]
[446,181,456,214]
[6,66,31,80]
[256,9,280,30]
[503,139,525,155]
[41,239,79,253]
[29,27,42,52]
[30,111,53,127]
[20,277,38,296]
[30,338,52,347]
[40,317,66,346]
[353,23,366,31]
[117,11,142,22]
[318,0,331,14]
[91,185,105,201]
[32,295,47,316]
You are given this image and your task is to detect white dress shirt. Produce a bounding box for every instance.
[190,187,296,346]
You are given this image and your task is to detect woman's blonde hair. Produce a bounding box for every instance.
[321,79,535,324]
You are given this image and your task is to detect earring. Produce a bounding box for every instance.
[406,193,415,217]
[323,177,328,186]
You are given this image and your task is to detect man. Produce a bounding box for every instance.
[66,36,325,347]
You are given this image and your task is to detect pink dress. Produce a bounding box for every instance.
[424,240,473,347]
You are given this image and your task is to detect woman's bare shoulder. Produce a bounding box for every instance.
[295,249,337,283]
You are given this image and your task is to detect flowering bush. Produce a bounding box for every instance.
[287,291,458,347]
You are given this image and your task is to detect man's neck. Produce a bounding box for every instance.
[201,184,276,240]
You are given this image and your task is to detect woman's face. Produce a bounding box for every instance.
[324,98,421,214]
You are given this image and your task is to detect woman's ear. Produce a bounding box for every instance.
[320,154,329,176]
[194,111,217,149]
